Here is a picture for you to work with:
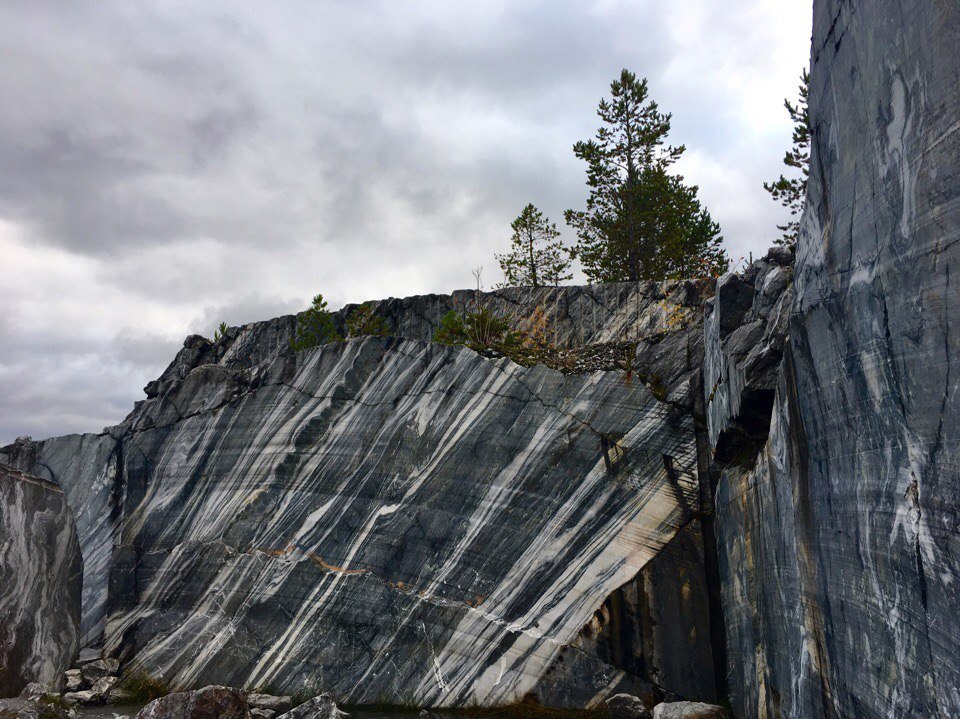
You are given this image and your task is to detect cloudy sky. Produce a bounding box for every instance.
[0,1,812,445]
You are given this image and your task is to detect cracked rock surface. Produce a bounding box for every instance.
[704,247,793,462]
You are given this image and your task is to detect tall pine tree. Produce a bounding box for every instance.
[496,204,571,287]
[764,69,810,246]
[565,70,728,282]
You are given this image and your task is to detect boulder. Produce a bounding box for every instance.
[62,690,101,707]
[250,711,276,719]
[135,686,250,719]
[15,687,45,703]
[63,671,82,693]
[91,676,119,698]
[277,695,349,719]
[248,695,291,713]
[652,702,728,719]
[80,659,119,684]
[605,693,651,719]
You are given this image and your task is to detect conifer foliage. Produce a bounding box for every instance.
[565,69,728,282]
[496,204,572,288]
[290,294,341,351]
[345,303,391,337]
[764,69,810,246]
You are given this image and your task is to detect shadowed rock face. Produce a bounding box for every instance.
[714,1,960,716]
[0,464,82,697]
[536,521,716,708]
[704,248,793,464]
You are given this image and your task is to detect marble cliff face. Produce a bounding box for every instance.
[1,280,729,707]
[711,1,960,717]
[0,464,82,697]
[2,0,958,714]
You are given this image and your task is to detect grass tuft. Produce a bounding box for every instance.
[116,672,170,703]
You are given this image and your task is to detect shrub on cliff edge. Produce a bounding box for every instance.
[290,294,342,351]
[346,303,391,338]
[433,307,524,354]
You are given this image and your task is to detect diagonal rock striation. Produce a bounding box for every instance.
[2,281,723,707]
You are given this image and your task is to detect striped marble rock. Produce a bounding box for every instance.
[95,337,699,705]
[0,434,120,649]
[0,464,82,697]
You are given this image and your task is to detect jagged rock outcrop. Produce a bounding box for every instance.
[0,464,82,697]
[704,248,793,463]
[277,695,349,719]
[712,1,960,717]
[135,685,251,719]
[2,281,721,707]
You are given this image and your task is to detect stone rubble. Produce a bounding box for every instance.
[57,654,123,707]
[134,686,250,719]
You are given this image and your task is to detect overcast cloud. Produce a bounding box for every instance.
[0,0,812,444]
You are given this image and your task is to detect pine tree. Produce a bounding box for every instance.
[290,294,341,351]
[565,69,728,282]
[764,69,810,246]
[496,204,572,287]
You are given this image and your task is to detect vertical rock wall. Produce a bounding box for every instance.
[0,464,82,697]
[714,1,960,716]
[1,434,121,649]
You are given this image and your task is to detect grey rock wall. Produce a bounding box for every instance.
[3,279,722,707]
[0,464,82,697]
[1,434,120,649]
[103,337,702,705]
[713,0,960,716]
